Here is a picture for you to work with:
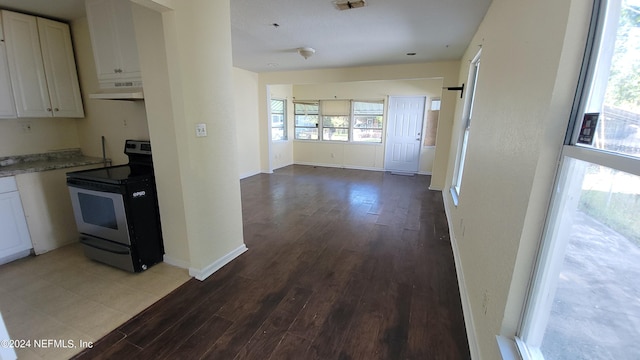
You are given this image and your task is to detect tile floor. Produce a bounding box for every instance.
[0,243,191,359]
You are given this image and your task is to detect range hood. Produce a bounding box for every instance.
[89,88,144,100]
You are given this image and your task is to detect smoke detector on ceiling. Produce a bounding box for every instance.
[334,0,366,10]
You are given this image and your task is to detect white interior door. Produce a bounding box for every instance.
[384,96,426,173]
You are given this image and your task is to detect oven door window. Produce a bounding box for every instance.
[79,193,118,229]
[68,186,131,245]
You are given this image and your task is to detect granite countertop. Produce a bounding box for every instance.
[0,149,108,178]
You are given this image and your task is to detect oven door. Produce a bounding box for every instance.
[67,185,131,246]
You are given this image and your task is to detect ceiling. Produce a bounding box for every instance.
[0,0,492,73]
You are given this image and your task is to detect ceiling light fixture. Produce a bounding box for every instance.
[334,0,366,10]
[297,47,315,59]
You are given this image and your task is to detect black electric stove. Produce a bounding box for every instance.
[66,140,164,272]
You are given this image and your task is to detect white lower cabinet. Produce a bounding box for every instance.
[0,176,32,265]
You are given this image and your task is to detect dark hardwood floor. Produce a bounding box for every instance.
[73,165,470,360]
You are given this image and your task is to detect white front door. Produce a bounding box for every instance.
[384,96,426,173]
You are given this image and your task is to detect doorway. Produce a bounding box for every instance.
[384,96,426,173]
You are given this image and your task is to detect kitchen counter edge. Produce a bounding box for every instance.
[0,149,108,178]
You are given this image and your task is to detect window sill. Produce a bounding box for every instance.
[449,186,460,206]
[497,336,523,360]
[293,140,383,146]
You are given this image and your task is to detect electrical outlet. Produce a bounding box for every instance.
[196,123,207,137]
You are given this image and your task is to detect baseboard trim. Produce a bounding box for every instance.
[442,191,481,360]
[189,244,248,281]
[293,161,383,172]
[0,249,31,266]
[163,254,190,269]
[239,170,262,180]
[272,163,294,171]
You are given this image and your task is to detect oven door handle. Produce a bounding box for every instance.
[80,237,130,255]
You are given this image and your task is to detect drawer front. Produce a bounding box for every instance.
[80,235,135,272]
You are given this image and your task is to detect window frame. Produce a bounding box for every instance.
[270,98,287,141]
[293,99,385,144]
[516,0,640,358]
[450,49,482,206]
[352,100,384,143]
[321,100,351,142]
[293,101,320,141]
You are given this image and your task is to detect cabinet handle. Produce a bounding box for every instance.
[54,108,59,112]
[47,108,52,112]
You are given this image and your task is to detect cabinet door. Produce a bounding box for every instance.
[85,0,141,88]
[111,0,141,81]
[2,10,52,118]
[37,18,84,118]
[0,191,32,262]
[85,0,120,81]
[0,42,17,118]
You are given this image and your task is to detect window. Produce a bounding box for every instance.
[294,100,384,143]
[518,1,640,359]
[294,102,319,140]
[270,99,287,141]
[353,101,384,143]
[322,100,350,141]
[424,98,441,147]
[451,50,481,204]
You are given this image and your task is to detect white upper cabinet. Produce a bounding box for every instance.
[37,18,85,118]
[85,0,142,89]
[0,17,17,119]
[2,10,84,118]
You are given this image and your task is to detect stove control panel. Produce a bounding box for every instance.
[124,140,152,155]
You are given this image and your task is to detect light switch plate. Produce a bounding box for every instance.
[196,123,207,137]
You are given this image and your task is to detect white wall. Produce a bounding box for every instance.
[442,0,593,358]
[134,0,246,279]
[131,2,190,267]
[0,118,79,158]
[233,68,262,178]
